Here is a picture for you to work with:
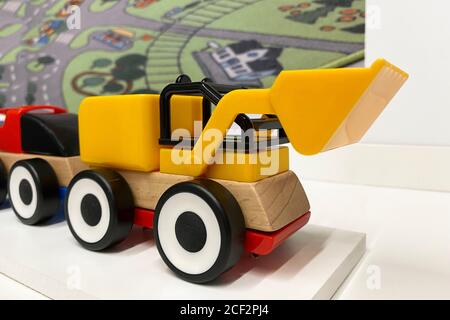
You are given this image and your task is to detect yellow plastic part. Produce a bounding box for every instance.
[160,146,289,182]
[270,59,409,155]
[79,94,162,172]
[162,89,275,177]
[79,94,203,172]
[171,95,203,136]
[162,59,408,177]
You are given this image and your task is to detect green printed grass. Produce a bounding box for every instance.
[64,50,112,112]
[90,0,120,13]
[208,0,365,43]
[126,0,194,21]
[17,3,27,18]
[30,0,47,5]
[0,46,40,64]
[0,24,22,38]
[45,0,66,17]
[23,24,40,40]
[27,60,45,73]
[320,49,365,68]
[64,26,158,112]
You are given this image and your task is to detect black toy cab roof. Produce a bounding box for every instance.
[21,112,79,157]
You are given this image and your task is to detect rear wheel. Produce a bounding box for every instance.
[0,161,7,206]
[8,159,59,225]
[154,179,245,283]
[65,169,134,251]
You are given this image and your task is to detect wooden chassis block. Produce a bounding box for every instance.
[0,152,88,186]
[120,170,310,232]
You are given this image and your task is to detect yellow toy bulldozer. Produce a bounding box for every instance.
[0,59,408,283]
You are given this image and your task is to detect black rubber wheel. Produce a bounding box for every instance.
[8,158,59,225]
[0,160,7,206]
[154,179,245,284]
[65,169,134,251]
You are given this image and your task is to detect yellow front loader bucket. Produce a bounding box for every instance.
[269,59,409,155]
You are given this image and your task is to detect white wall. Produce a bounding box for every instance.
[363,0,450,146]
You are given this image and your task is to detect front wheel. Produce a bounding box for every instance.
[65,169,134,251]
[154,179,245,283]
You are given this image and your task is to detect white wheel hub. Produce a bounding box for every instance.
[67,178,110,244]
[157,192,222,275]
[9,166,38,219]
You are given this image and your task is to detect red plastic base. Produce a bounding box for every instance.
[133,208,311,256]
[134,208,154,229]
[244,212,311,255]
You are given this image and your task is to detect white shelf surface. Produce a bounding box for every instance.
[0,205,364,300]
[302,179,450,299]
[0,273,47,300]
[3,176,450,300]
